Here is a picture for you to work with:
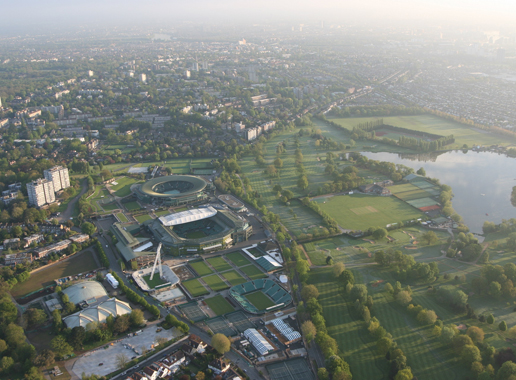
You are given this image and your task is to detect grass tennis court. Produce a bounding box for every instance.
[318,193,423,231]
[395,189,432,201]
[406,197,439,208]
[221,270,246,286]
[182,279,209,297]
[135,214,152,223]
[226,251,251,267]
[204,295,235,315]
[206,317,237,336]
[142,274,168,289]
[207,257,232,272]
[155,209,171,216]
[225,312,255,333]
[186,231,206,239]
[245,291,276,310]
[240,265,267,280]
[202,274,229,291]
[116,213,128,222]
[179,302,208,322]
[190,261,213,276]
[111,177,142,197]
[124,201,142,211]
[102,202,119,211]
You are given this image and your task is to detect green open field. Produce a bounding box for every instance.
[182,278,209,297]
[186,231,207,239]
[11,250,100,298]
[245,291,276,310]
[240,265,267,280]
[116,213,128,222]
[318,193,423,231]
[328,114,513,148]
[101,202,119,211]
[142,274,167,289]
[155,209,171,216]
[207,257,232,272]
[226,252,251,267]
[135,214,152,223]
[204,295,235,315]
[202,274,229,291]
[124,201,142,211]
[221,270,246,286]
[111,177,142,197]
[190,261,213,276]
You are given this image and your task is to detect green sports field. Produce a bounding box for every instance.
[318,193,423,231]
[245,291,275,310]
[182,278,209,297]
[124,201,142,211]
[135,214,152,223]
[207,257,232,272]
[142,274,167,289]
[240,265,267,280]
[116,213,128,222]
[190,261,213,276]
[111,177,142,197]
[221,270,246,286]
[186,231,206,239]
[205,295,235,315]
[226,252,251,267]
[202,275,229,291]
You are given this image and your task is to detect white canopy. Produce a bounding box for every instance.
[159,206,217,226]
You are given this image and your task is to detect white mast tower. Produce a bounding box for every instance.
[149,243,163,281]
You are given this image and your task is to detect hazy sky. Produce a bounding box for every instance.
[2,0,516,32]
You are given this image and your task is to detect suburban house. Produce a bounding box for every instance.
[142,366,159,380]
[188,334,207,354]
[208,358,231,375]
[161,351,186,374]
[358,183,391,196]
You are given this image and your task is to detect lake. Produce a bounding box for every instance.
[362,150,516,233]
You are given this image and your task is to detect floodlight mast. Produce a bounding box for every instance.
[149,243,163,281]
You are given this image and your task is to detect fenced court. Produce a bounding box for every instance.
[226,251,251,267]
[206,317,237,336]
[406,197,439,208]
[207,257,232,272]
[189,261,213,276]
[202,274,229,291]
[225,312,255,333]
[240,265,267,280]
[222,270,246,285]
[267,358,315,380]
[204,295,235,315]
[179,302,208,322]
[182,278,209,297]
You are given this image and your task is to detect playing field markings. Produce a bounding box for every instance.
[350,207,376,215]
[206,317,237,336]
[365,206,378,213]
[179,302,208,322]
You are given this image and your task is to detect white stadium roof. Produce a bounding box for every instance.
[159,206,217,226]
[63,298,132,329]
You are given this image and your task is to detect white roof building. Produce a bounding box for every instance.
[63,298,132,328]
[243,328,274,356]
[159,206,217,226]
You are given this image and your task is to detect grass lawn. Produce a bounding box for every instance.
[186,231,207,239]
[205,295,235,315]
[221,270,246,286]
[318,193,423,231]
[226,252,251,267]
[11,250,100,298]
[240,265,267,280]
[116,213,128,222]
[155,209,171,216]
[182,279,209,297]
[207,257,232,272]
[124,201,141,211]
[245,291,276,310]
[102,202,119,211]
[202,275,229,291]
[142,274,168,289]
[135,214,152,223]
[111,176,141,197]
[190,261,214,276]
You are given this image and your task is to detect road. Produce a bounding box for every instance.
[59,178,89,222]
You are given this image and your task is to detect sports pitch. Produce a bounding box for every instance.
[202,274,229,291]
[240,265,267,280]
[182,278,209,297]
[318,193,423,231]
[207,257,232,272]
[245,291,276,310]
[190,261,213,276]
[205,295,235,315]
[142,274,168,289]
[221,270,246,286]
[226,251,251,267]
[186,231,206,239]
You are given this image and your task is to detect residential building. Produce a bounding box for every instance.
[44,166,70,192]
[208,358,231,375]
[4,252,32,266]
[27,179,55,207]
[184,70,191,79]
[23,234,44,248]
[88,70,94,77]
[140,73,147,82]
[3,238,20,249]
[33,239,71,258]
[69,234,90,243]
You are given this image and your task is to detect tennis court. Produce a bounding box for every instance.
[240,265,267,280]
[225,311,255,333]
[207,257,232,272]
[189,261,213,276]
[412,179,435,189]
[406,197,439,208]
[206,317,237,336]
[179,302,208,322]
[267,359,315,380]
[395,189,431,201]
[226,251,251,267]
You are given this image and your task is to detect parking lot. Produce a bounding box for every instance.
[72,326,182,377]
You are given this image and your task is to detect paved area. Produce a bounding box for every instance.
[72,326,181,377]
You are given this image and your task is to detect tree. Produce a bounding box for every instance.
[376,336,392,355]
[466,326,484,343]
[301,285,319,301]
[25,308,47,328]
[385,282,394,294]
[395,291,412,305]
[273,157,283,169]
[0,339,6,354]
[338,270,355,288]
[350,284,368,304]
[69,326,86,349]
[486,313,495,324]
[130,309,144,326]
[0,356,14,373]
[81,222,96,236]
[301,321,317,342]
[490,281,502,298]
[51,335,73,358]
[317,368,329,380]
[509,326,516,339]
[417,309,437,325]
[114,315,130,334]
[461,345,481,365]
[394,368,413,380]
[500,321,508,331]
[195,372,205,380]
[333,262,345,278]
[496,361,516,380]
[416,167,426,176]
[297,175,309,190]
[421,231,439,245]
[211,333,231,355]
[34,349,55,368]
[372,228,388,240]
[116,354,129,369]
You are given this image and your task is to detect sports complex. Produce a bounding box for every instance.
[132,175,210,206]
[229,279,292,314]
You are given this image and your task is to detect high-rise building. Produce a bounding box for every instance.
[88,70,94,77]
[44,166,70,192]
[27,179,55,207]
[140,73,147,82]
[192,62,199,71]
[202,61,208,70]
[184,70,191,79]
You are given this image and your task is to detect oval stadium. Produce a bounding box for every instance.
[132,175,209,206]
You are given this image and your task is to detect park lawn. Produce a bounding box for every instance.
[174,206,188,212]
[116,213,128,222]
[226,252,251,267]
[11,250,100,298]
[57,187,78,212]
[124,201,142,211]
[186,231,207,239]
[240,265,267,280]
[328,115,511,148]
[102,202,119,211]
[319,193,423,231]
[205,295,235,315]
[202,275,229,291]
[190,261,214,276]
[207,257,232,272]
[142,274,167,289]
[182,279,209,297]
[111,177,142,197]
[245,291,276,310]
[221,270,246,286]
[135,214,152,223]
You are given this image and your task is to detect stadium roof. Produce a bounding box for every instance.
[62,281,108,304]
[159,206,217,226]
[139,175,207,198]
[243,328,274,356]
[63,298,132,329]
[256,256,282,272]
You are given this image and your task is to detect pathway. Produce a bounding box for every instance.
[59,178,89,222]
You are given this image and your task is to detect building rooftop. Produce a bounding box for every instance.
[62,281,108,304]
[159,206,217,227]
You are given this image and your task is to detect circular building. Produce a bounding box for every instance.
[62,281,108,305]
[133,175,209,206]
